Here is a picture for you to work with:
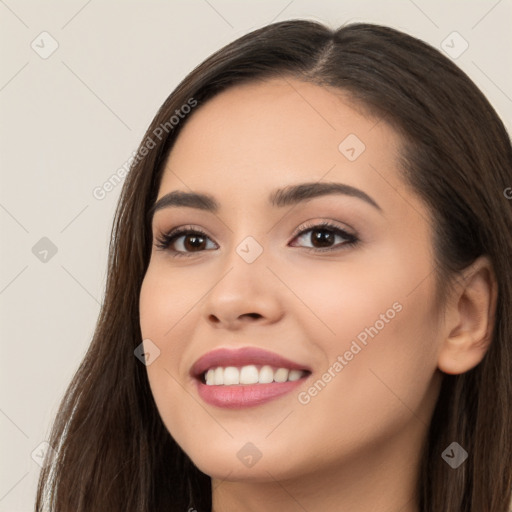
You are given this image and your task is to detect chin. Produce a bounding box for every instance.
[182,442,302,482]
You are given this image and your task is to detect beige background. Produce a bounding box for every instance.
[1,0,511,509]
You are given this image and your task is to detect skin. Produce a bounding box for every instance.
[139,77,496,512]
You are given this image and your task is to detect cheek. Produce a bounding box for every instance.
[139,267,181,405]
[139,262,211,439]
[139,260,202,339]
[298,263,440,437]
[285,249,423,350]
[290,247,440,409]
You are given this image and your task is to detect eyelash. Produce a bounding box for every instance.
[154,221,359,258]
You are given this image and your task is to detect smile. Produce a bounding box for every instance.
[191,347,311,408]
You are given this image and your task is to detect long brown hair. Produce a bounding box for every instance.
[35,20,512,511]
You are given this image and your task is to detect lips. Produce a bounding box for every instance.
[190,346,311,380]
[190,347,312,408]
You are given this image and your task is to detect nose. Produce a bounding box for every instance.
[200,248,285,330]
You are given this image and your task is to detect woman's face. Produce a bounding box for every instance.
[139,78,444,483]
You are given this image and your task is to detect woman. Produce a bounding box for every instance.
[35,19,512,512]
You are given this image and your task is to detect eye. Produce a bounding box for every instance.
[289,221,358,252]
[154,225,217,257]
[154,221,359,258]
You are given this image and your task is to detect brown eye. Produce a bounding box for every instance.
[290,222,358,252]
[180,233,208,252]
[155,228,217,256]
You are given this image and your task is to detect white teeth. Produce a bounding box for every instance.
[259,365,274,384]
[205,369,215,385]
[274,368,289,382]
[214,367,223,385]
[288,369,303,381]
[223,366,240,385]
[239,365,259,384]
[203,365,307,386]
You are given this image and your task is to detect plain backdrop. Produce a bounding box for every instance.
[1,0,511,509]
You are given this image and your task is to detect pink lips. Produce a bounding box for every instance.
[190,347,311,409]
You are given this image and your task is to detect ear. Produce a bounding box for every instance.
[437,255,498,375]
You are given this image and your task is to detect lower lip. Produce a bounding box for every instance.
[195,378,307,408]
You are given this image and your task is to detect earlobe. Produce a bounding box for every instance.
[437,255,497,375]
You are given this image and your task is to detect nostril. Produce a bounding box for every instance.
[207,312,261,324]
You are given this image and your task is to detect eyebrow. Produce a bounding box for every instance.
[148,181,382,221]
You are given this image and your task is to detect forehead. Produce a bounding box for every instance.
[164,78,390,174]
[157,78,425,222]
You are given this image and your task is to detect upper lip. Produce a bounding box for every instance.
[190,347,312,379]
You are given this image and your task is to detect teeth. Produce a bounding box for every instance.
[274,368,289,382]
[205,369,215,385]
[288,369,303,381]
[214,367,223,385]
[240,365,259,384]
[223,366,240,385]
[203,365,307,386]
[259,365,274,384]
